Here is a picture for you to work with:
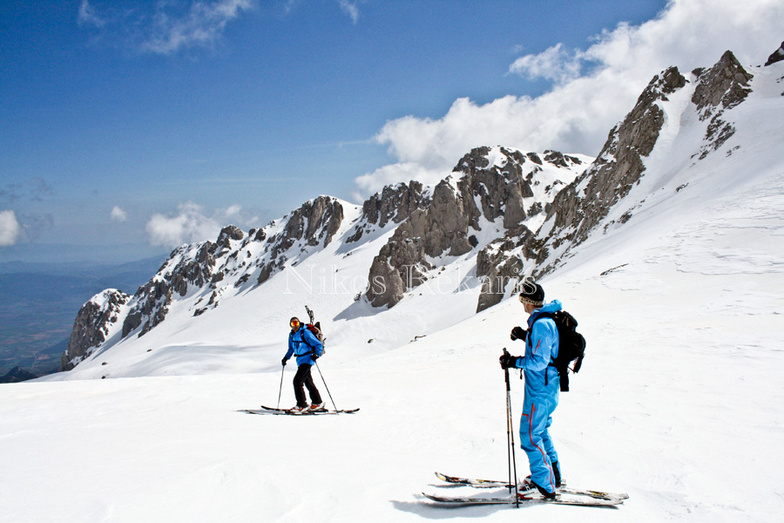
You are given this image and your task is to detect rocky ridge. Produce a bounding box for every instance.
[63,196,349,369]
[63,46,774,370]
[482,50,758,287]
[365,146,586,308]
[346,181,429,243]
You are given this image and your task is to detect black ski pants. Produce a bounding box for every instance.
[293,363,322,408]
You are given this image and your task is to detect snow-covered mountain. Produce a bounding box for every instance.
[63,46,775,377]
[2,45,782,521]
[61,146,590,372]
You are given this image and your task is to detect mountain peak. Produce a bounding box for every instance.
[764,40,784,66]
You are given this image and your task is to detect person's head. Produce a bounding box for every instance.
[519,281,544,313]
[289,317,302,332]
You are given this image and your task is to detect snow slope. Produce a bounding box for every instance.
[1,60,783,521]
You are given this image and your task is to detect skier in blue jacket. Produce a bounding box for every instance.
[500,281,562,499]
[282,316,324,413]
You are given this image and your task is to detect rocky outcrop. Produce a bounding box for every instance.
[62,289,130,370]
[122,278,174,338]
[764,41,784,67]
[475,234,529,312]
[692,51,753,114]
[282,196,344,248]
[347,182,428,242]
[120,234,226,337]
[366,146,585,308]
[105,197,346,341]
[543,66,687,254]
[692,51,753,159]
[522,50,753,281]
[257,196,345,284]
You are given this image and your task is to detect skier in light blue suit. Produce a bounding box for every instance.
[501,281,562,499]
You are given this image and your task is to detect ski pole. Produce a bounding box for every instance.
[313,359,338,412]
[276,363,286,409]
[503,349,520,507]
[504,370,512,494]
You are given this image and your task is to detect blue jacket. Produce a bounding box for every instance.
[284,325,324,366]
[512,299,562,390]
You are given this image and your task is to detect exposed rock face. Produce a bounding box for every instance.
[122,278,176,338]
[544,66,687,252]
[284,196,344,247]
[216,225,244,251]
[257,196,345,284]
[691,50,753,159]
[71,197,348,348]
[764,41,784,66]
[366,146,585,308]
[475,234,529,312]
[692,51,753,113]
[121,234,227,337]
[347,182,428,243]
[62,289,130,370]
[524,50,753,280]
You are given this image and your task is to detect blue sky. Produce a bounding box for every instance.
[1,0,782,263]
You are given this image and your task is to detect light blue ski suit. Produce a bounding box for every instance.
[511,299,562,494]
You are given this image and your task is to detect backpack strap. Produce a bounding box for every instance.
[299,326,323,359]
[290,328,314,357]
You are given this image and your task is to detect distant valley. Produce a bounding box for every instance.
[0,256,165,380]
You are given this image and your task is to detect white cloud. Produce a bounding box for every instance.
[224,204,243,218]
[356,0,784,198]
[146,202,222,248]
[508,42,583,84]
[77,0,106,28]
[110,206,128,222]
[338,0,360,24]
[140,0,254,55]
[145,202,261,248]
[78,0,254,55]
[0,210,22,247]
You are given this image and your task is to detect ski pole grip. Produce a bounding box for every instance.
[502,348,511,389]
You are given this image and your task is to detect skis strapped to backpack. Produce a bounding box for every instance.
[535,310,585,392]
[304,305,326,356]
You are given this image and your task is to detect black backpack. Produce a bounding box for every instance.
[535,310,585,392]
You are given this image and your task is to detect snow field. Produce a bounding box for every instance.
[1,58,783,522]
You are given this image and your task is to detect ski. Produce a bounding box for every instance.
[422,491,623,508]
[434,472,628,502]
[243,405,359,415]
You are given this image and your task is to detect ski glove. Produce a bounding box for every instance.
[310,350,319,360]
[499,353,520,369]
[281,358,288,366]
[510,326,527,341]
